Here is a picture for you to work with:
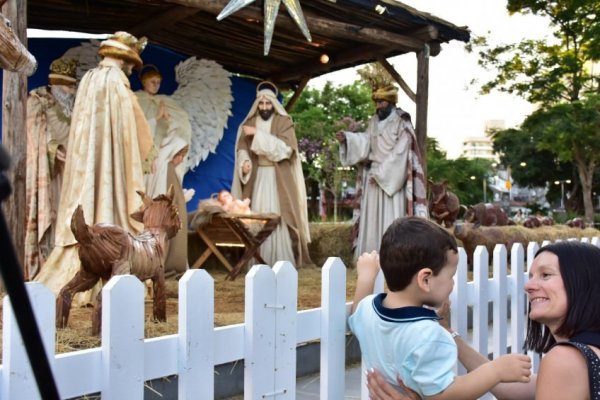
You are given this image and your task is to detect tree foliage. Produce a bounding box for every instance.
[523,94,600,220]
[284,81,373,219]
[469,0,600,105]
[471,0,600,220]
[426,137,493,207]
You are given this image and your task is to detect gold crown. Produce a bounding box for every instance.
[357,62,398,103]
[98,31,148,69]
[48,57,78,86]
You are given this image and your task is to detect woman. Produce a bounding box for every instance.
[367,241,600,400]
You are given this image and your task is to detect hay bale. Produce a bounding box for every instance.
[308,222,354,268]
[453,223,600,252]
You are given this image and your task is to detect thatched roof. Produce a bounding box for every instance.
[27,0,470,89]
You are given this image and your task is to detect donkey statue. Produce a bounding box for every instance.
[56,186,181,335]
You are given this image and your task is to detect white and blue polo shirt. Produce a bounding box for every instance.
[349,293,456,397]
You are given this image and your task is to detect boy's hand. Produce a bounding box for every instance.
[356,250,380,280]
[491,354,532,383]
[436,299,451,330]
[351,251,381,314]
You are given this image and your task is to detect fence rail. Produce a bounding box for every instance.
[1,238,598,399]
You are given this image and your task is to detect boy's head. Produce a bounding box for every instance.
[379,217,458,292]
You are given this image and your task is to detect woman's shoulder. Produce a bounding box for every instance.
[541,344,588,376]
[537,344,589,398]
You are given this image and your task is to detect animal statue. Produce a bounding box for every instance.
[56,187,181,335]
[540,216,555,226]
[463,203,511,227]
[566,217,586,229]
[453,222,528,266]
[523,216,542,229]
[428,179,460,228]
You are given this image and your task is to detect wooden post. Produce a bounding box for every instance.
[0,13,36,75]
[1,0,28,268]
[415,44,430,178]
[284,75,310,112]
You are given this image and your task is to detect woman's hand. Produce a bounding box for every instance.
[366,369,421,400]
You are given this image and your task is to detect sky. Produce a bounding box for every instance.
[309,0,553,159]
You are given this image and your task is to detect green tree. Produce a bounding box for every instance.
[284,81,373,220]
[426,138,492,208]
[522,94,600,221]
[471,0,600,221]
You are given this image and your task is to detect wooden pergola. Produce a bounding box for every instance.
[1,0,470,265]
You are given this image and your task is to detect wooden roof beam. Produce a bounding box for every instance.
[284,75,310,112]
[128,6,199,36]
[376,56,415,103]
[167,0,427,51]
[270,43,393,82]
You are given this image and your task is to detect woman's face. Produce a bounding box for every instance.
[143,76,161,95]
[524,251,568,334]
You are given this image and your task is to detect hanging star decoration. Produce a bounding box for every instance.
[217,0,312,56]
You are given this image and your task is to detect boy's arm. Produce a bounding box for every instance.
[436,302,536,400]
[351,251,380,314]
[426,354,531,400]
[452,335,536,400]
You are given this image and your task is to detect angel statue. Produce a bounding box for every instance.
[62,42,234,173]
[135,64,192,179]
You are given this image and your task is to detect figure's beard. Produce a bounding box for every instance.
[122,63,134,76]
[51,86,75,118]
[259,108,274,121]
[377,105,394,121]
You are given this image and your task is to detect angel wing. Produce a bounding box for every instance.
[171,57,233,170]
[61,39,101,81]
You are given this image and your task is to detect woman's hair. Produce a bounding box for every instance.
[524,241,600,353]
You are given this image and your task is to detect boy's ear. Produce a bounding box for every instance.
[416,268,433,292]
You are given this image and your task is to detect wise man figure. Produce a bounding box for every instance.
[35,31,156,305]
[24,57,78,280]
[336,83,428,256]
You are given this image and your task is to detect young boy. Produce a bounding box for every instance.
[349,216,531,399]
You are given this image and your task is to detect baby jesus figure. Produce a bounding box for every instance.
[217,189,252,215]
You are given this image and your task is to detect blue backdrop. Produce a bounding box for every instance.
[0,38,259,212]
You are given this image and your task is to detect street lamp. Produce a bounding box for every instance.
[554,179,571,210]
[471,175,488,203]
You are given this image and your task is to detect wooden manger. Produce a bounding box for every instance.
[190,209,280,280]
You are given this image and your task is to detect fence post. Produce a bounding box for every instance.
[472,246,489,356]
[320,257,346,400]
[1,283,56,400]
[178,269,214,399]
[526,242,541,372]
[244,265,276,399]
[510,243,525,356]
[492,245,508,359]
[450,248,468,375]
[101,275,145,400]
[273,261,298,399]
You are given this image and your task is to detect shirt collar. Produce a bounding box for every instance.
[372,293,442,323]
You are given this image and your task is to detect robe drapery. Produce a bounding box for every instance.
[35,58,156,298]
[339,108,428,256]
[24,87,71,280]
[232,113,312,268]
[135,90,191,176]
[146,134,189,274]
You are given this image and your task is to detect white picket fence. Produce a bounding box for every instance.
[1,237,598,399]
